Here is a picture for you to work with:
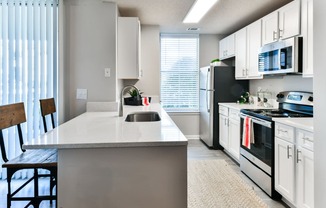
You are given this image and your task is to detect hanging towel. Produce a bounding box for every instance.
[242,117,255,149]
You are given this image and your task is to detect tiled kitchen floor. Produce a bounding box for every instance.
[188,139,288,208]
[0,139,288,208]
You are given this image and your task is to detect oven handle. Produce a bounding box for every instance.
[239,113,272,128]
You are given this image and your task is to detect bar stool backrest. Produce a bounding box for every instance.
[40,98,56,133]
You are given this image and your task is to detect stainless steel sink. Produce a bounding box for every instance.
[125,111,161,122]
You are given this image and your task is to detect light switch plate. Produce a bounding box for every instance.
[104,68,110,77]
[76,89,87,100]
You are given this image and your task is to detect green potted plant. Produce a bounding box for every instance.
[124,89,143,105]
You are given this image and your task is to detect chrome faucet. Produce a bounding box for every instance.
[119,85,140,117]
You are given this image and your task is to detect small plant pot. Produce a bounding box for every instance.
[124,96,142,106]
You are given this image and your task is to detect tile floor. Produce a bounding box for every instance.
[0,139,288,207]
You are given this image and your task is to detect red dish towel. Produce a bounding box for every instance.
[142,97,150,106]
[242,117,254,149]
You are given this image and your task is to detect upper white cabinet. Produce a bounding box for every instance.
[117,17,142,79]
[301,0,313,77]
[235,20,263,80]
[262,0,301,45]
[219,33,235,60]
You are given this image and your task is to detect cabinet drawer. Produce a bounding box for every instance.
[229,109,240,121]
[275,123,295,143]
[219,106,229,116]
[297,129,314,151]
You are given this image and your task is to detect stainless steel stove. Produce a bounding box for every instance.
[239,91,313,199]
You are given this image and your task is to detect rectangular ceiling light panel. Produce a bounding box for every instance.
[183,0,218,23]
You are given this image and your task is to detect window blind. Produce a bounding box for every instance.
[160,34,199,112]
[0,0,58,179]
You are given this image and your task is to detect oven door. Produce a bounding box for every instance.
[239,113,273,168]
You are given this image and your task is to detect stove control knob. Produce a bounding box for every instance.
[276,93,284,99]
[308,96,313,102]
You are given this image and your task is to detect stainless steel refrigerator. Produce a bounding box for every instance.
[199,65,249,149]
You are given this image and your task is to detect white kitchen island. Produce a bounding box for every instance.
[23,104,188,208]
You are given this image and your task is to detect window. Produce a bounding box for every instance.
[160,34,199,112]
[0,0,58,179]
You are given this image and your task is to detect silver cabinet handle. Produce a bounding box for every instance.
[287,145,292,159]
[279,29,283,39]
[297,149,302,163]
[303,137,313,142]
[273,31,278,40]
[278,128,288,134]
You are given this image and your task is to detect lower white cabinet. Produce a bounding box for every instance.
[219,114,229,149]
[275,137,296,203]
[274,122,314,208]
[219,105,241,162]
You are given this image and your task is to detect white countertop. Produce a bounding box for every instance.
[23,104,187,149]
[273,117,314,132]
[218,102,275,111]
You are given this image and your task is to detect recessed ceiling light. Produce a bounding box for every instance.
[183,0,218,23]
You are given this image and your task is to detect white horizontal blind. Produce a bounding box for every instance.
[160,34,199,112]
[0,0,58,179]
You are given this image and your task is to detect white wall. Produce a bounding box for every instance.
[199,34,224,67]
[63,1,118,120]
[249,75,313,97]
[313,0,326,206]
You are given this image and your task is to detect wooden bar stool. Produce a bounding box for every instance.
[39,98,56,133]
[0,102,57,208]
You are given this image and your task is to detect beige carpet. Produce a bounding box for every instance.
[188,159,268,208]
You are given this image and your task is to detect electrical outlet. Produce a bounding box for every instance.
[104,68,110,77]
[76,89,87,100]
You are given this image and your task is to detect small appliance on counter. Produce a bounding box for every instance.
[239,91,313,199]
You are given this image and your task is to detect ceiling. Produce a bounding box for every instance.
[109,0,293,35]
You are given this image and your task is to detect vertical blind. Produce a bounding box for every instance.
[0,0,58,179]
[160,34,199,112]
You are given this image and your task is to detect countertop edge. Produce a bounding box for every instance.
[23,140,188,149]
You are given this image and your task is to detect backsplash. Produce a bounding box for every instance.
[249,75,313,103]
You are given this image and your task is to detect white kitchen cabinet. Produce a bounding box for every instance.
[219,114,229,150]
[219,105,241,162]
[275,136,296,204]
[117,17,142,79]
[219,33,235,60]
[262,0,301,45]
[301,0,313,77]
[274,121,314,207]
[262,12,279,45]
[235,20,263,80]
[228,109,241,161]
[296,129,314,208]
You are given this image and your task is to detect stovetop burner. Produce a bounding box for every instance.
[240,108,312,121]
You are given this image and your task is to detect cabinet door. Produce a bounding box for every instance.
[262,12,279,45]
[227,33,235,57]
[279,0,301,40]
[117,17,141,79]
[301,0,313,77]
[219,114,229,149]
[235,28,247,79]
[246,20,263,79]
[219,38,227,60]
[297,147,314,208]
[275,137,295,204]
[228,118,240,161]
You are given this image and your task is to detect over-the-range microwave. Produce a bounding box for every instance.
[258,37,302,75]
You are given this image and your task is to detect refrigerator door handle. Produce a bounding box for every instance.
[206,68,211,113]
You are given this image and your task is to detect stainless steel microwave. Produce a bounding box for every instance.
[258,37,302,75]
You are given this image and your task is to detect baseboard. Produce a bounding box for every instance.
[185,135,200,140]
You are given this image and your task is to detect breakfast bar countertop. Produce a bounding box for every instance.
[23,103,187,149]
